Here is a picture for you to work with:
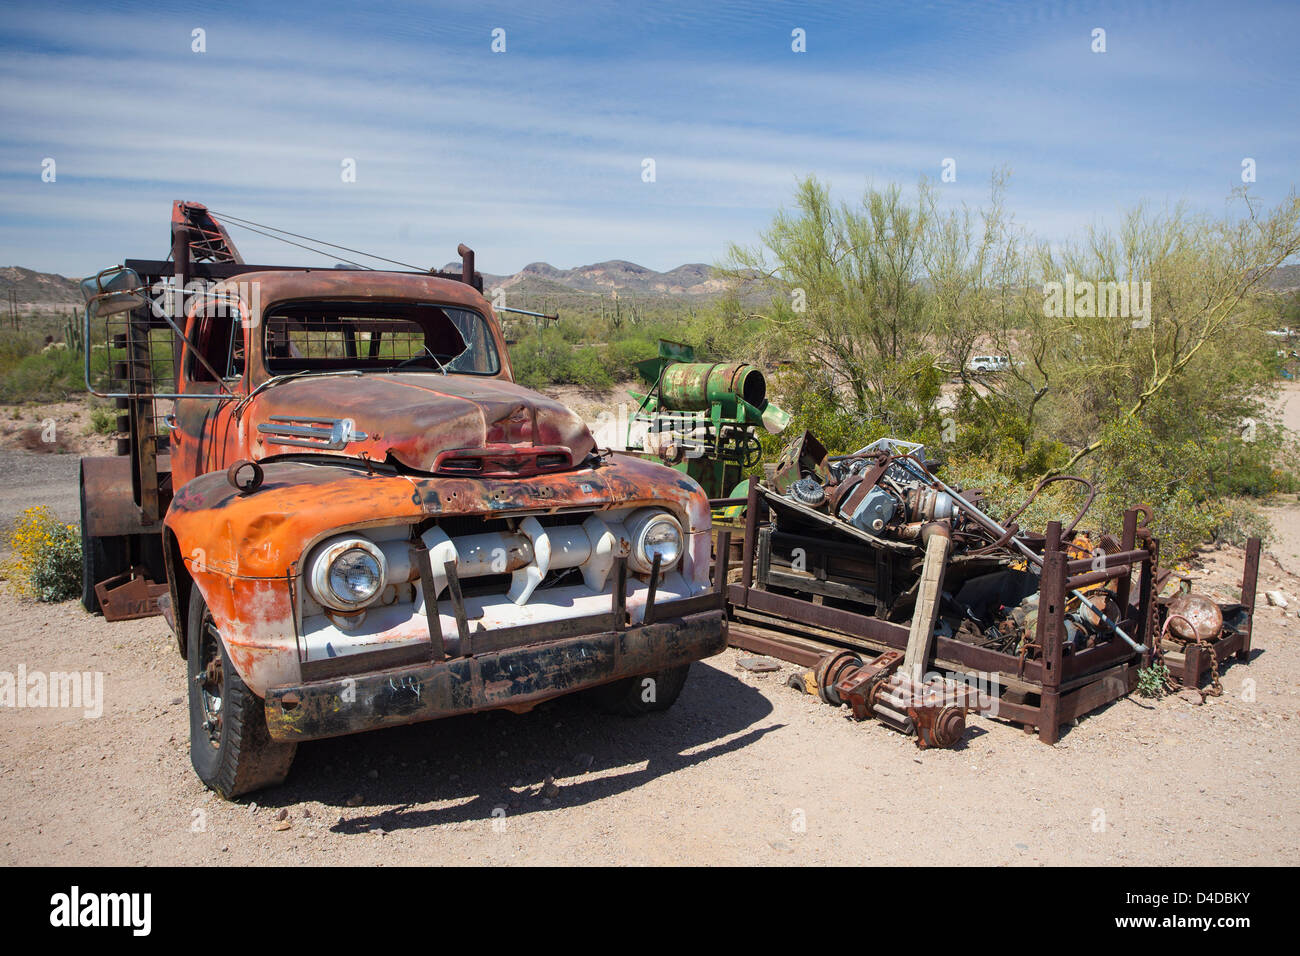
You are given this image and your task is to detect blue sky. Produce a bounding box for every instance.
[1,0,1297,277]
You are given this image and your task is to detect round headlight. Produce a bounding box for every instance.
[626,510,684,574]
[329,549,383,604]
[307,536,387,611]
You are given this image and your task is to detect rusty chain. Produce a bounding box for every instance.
[1158,613,1222,700]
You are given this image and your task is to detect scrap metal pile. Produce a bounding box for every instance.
[735,429,1259,748]
[764,431,1130,662]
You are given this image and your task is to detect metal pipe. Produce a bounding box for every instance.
[496,306,559,321]
[894,455,1146,652]
[457,243,475,287]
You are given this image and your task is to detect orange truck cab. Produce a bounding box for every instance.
[78,203,727,798]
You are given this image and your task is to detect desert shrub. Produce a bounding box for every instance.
[509,327,574,389]
[602,338,659,378]
[1136,662,1172,698]
[570,348,614,390]
[3,506,82,602]
[943,458,1088,530]
[87,405,117,435]
[0,346,84,403]
[1213,500,1274,549]
[508,329,618,392]
[1082,417,1224,560]
[14,424,78,454]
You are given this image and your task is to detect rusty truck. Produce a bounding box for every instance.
[78,202,728,797]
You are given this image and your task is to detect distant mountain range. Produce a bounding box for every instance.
[0,267,84,307]
[0,259,727,310]
[4,260,1299,311]
[1268,263,1300,292]
[450,260,729,299]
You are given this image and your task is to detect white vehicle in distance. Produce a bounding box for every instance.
[967,354,1012,373]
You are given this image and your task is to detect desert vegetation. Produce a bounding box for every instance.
[510,174,1300,558]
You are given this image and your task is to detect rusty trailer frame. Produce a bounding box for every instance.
[713,486,1261,744]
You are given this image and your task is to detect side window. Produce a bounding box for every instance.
[187,313,244,384]
[226,319,246,379]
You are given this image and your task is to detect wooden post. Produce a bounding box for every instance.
[1239,536,1261,662]
[739,481,760,603]
[1116,508,1137,614]
[1138,536,1159,667]
[1038,520,1065,745]
[1183,642,1202,690]
[904,530,950,682]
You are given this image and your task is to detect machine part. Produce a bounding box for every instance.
[773,430,830,493]
[819,649,903,719]
[811,648,969,748]
[94,567,170,621]
[814,650,863,706]
[658,361,767,415]
[840,485,897,533]
[909,704,967,749]
[905,487,956,522]
[1166,592,1224,643]
[789,476,826,507]
[886,456,1146,653]
[626,340,789,500]
[225,458,263,495]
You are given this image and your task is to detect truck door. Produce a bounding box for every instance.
[172,303,246,487]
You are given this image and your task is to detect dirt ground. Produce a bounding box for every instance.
[0,390,1298,866]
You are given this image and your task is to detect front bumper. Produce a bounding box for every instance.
[263,608,727,742]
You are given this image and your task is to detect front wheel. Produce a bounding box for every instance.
[589,664,692,716]
[187,590,296,798]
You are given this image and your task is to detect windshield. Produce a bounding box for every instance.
[262,299,500,375]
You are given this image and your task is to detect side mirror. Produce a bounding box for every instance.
[81,266,147,317]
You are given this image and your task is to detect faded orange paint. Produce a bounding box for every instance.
[161,270,714,697]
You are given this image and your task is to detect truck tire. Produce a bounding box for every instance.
[79,479,127,615]
[188,590,296,798]
[589,664,692,716]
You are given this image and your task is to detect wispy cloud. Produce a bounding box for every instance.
[1,0,1296,276]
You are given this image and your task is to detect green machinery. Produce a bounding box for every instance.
[626,340,790,508]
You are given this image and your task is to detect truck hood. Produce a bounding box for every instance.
[244,373,596,473]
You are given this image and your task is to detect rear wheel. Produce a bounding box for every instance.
[187,591,296,798]
[589,664,692,716]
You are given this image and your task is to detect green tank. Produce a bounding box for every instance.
[626,340,790,512]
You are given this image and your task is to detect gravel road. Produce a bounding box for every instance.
[0,450,80,526]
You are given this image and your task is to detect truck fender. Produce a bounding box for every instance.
[161,527,192,659]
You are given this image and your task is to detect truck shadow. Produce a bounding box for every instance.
[260,660,781,832]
